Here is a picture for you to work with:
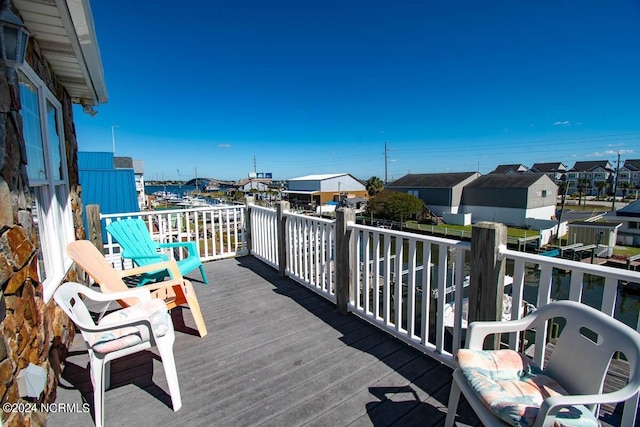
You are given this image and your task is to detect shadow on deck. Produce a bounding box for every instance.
[51,255,480,426]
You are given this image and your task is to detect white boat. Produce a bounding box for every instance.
[176,195,210,207]
[440,275,535,329]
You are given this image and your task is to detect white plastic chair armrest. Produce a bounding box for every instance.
[77,315,154,337]
[466,314,539,349]
[535,386,640,427]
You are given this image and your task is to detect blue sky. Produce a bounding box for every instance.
[73,0,640,182]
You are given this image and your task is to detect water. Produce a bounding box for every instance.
[145,184,198,197]
[359,237,640,330]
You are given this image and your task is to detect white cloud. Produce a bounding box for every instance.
[553,121,571,126]
[218,144,231,148]
[588,149,634,157]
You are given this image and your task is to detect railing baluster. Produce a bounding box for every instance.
[407,239,417,338]
[601,276,618,317]
[364,230,371,314]
[435,243,448,354]
[383,234,392,325]
[395,236,404,332]
[421,243,432,346]
[509,258,526,350]
[374,233,381,321]
[451,248,466,354]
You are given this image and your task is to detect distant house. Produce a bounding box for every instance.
[605,199,640,246]
[566,221,622,251]
[530,162,568,184]
[284,173,367,208]
[566,161,614,196]
[386,172,480,216]
[490,164,529,174]
[113,156,145,209]
[78,152,140,221]
[460,174,558,227]
[617,159,640,196]
[235,177,271,194]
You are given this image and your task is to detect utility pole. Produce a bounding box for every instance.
[111,125,119,153]
[253,155,257,175]
[384,141,388,184]
[611,151,620,212]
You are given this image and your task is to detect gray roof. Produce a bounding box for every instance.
[623,159,640,171]
[617,199,640,217]
[464,173,554,189]
[490,164,528,174]
[569,161,612,172]
[387,172,478,188]
[530,162,567,173]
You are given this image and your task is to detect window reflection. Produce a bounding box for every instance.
[47,100,62,181]
[19,72,46,181]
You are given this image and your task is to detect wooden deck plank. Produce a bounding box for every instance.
[48,255,471,426]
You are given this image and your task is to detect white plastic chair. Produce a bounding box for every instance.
[54,282,182,427]
[445,300,640,427]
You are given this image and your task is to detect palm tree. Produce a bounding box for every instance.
[620,182,633,199]
[365,176,384,197]
[577,178,590,207]
[595,181,607,200]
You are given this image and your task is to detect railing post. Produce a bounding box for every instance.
[86,204,103,252]
[335,208,355,315]
[469,221,507,349]
[245,196,254,255]
[276,201,290,277]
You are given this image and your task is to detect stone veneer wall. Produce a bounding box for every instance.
[0,36,85,426]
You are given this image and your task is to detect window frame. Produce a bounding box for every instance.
[19,63,74,303]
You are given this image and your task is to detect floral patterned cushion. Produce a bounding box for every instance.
[86,299,170,354]
[456,349,599,427]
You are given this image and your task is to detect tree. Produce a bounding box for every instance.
[620,182,633,199]
[577,178,590,207]
[365,176,384,197]
[367,190,423,222]
[595,181,607,200]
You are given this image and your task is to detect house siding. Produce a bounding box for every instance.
[0,37,81,426]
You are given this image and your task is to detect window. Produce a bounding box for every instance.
[541,190,548,197]
[19,65,74,302]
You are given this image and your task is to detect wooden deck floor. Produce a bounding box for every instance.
[50,255,481,427]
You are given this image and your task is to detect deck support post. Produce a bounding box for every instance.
[335,208,355,315]
[469,221,507,350]
[245,197,254,255]
[86,204,104,252]
[276,201,290,277]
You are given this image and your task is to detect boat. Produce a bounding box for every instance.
[440,275,536,329]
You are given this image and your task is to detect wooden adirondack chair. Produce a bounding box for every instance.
[67,240,207,337]
[105,218,208,286]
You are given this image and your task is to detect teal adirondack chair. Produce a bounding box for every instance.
[106,218,209,285]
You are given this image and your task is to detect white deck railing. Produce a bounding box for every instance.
[285,211,336,301]
[101,204,246,269]
[347,223,471,366]
[249,205,336,301]
[249,205,279,268]
[100,202,640,425]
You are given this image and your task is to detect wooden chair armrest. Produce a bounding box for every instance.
[137,278,186,293]
[117,260,183,281]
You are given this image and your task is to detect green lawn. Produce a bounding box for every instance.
[612,246,640,257]
[404,221,537,239]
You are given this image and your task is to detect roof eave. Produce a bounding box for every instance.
[63,0,107,104]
